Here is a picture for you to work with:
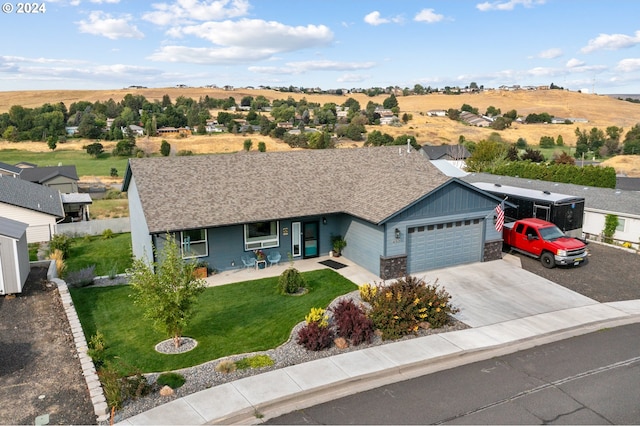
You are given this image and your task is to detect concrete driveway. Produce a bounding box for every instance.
[413,256,599,327]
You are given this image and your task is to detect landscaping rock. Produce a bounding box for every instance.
[334,337,348,349]
[159,386,174,397]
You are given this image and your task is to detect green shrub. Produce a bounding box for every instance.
[278,267,306,295]
[235,355,274,370]
[102,229,114,239]
[367,276,458,340]
[87,330,107,368]
[156,372,186,389]
[50,234,72,259]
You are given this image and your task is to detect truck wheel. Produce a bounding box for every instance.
[541,252,555,269]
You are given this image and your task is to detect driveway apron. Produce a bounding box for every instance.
[413,259,598,327]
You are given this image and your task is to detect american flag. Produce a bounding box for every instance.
[495,200,505,232]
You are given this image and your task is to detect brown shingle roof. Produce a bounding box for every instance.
[126,147,450,233]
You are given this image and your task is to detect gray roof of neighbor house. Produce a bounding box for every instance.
[0,175,64,217]
[19,165,79,184]
[463,173,640,219]
[0,216,28,239]
[0,161,22,176]
[420,145,471,160]
[123,147,452,234]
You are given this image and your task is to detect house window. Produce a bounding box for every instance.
[244,221,279,250]
[181,229,208,259]
[616,218,626,233]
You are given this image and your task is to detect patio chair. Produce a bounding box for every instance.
[267,251,281,267]
[241,255,256,269]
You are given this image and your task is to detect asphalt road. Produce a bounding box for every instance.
[268,323,640,425]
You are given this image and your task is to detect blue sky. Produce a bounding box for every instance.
[1,0,640,93]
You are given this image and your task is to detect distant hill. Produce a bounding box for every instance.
[1,87,640,177]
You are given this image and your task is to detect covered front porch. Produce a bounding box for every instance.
[203,255,382,288]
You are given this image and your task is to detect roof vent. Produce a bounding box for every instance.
[494,183,501,187]
[543,190,551,194]
[615,189,622,195]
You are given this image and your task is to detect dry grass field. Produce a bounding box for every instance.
[1,87,640,176]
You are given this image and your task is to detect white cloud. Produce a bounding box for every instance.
[566,58,584,68]
[149,45,271,64]
[90,0,120,3]
[337,73,368,83]
[76,11,144,39]
[364,11,388,26]
[581,31,640,53]
[249,60,375,75]
[538,48,562,59]
[171,19,333,52]
[142,0,250,26]
[476,0,546,12]
[414,9,444,24]
[616,58,640,72]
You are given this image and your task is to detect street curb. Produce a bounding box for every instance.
[216,314,640,425]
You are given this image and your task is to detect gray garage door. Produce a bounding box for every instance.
[407,218,483,273]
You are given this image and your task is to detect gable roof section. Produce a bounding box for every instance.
[124,147,451,234]
[463,173,640,218]
[0,161,22,176]
[421,145,471,160]
[0,217,28,239]
[19,165,79,184]
[0,175,64,217]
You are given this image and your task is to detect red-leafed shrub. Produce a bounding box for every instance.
[296,322,334,351]
[331,299,374,346]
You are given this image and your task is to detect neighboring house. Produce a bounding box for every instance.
[19,165,79,193]
[421,145,471,161]
[616,177,640,192]
[0,161,21,177]
[0,217,30,295]
[459,111,492,127]
[17,165,91,222]
[122,124,145,136]
[462,173,640,248]
[427,110,447,117]
[0,176,64,243]
[122,147,505,279]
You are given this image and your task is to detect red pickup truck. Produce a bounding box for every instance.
[503,218,587,268]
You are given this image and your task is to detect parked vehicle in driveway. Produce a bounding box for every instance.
[503,218,587,268]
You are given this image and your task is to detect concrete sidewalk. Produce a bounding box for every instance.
[117,258,640,425]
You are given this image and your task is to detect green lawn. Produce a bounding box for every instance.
[0,148,129,177]
[69,269,357,373]
[66,233,132,276]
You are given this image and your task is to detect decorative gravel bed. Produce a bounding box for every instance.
[111,290,468,424]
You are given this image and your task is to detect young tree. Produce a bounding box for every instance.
[128,234,206,348]
[160,140,171,156]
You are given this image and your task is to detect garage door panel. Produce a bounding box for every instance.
[407,219,483,273]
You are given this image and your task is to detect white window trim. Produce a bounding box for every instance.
[244,221,279,251]
[181,229,208,259]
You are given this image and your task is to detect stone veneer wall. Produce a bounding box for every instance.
[483,240,503,262]
[380,255,407,280]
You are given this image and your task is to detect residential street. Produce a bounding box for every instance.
[268,322,640,425]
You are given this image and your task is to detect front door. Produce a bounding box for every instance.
[292,222,301,257]
[303,221,319,258]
